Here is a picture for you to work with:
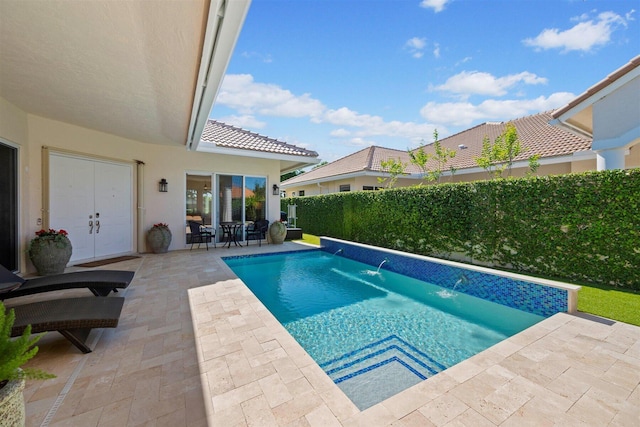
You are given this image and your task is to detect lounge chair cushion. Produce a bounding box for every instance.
[0,264,25,284]
[10,296,125,353]
[0,264,134,299]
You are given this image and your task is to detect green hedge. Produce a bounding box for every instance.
[283,169,640,289]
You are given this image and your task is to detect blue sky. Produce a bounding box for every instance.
[210,0,639,165]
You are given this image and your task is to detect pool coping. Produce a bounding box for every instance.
[191,246,638,425]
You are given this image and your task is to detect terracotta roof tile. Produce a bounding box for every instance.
[201,120,318,158]
[282,146,418,186]
[282,110,592,186]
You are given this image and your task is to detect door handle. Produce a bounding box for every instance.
[89,220,93,234]
[95,220,100,234]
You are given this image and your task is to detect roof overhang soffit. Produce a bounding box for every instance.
[549,66,640,139]
[186,0,250,151]
[197,144,320,171]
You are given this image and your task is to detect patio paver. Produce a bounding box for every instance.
[10,243,639,426]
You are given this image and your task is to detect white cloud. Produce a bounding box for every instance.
[240,51,273,63]
[214,114,266,129]
[433,42,441,58]
[455,56,472,66]
[321,108,438,141]
[433,71,548,98]
[405,37,427,58]
[330,128,351,137]
[626,10,636,21]
[217,74,325,118]
[420,0,450,13]
[347,137,376,147]
[523,11,629,52]
[420,92,575,127]
[218,74,439,144]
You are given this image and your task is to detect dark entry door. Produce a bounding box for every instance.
[0,142,18,271]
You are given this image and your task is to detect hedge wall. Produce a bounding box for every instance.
[283,169,640,289]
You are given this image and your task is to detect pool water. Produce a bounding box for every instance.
[224,250,545,410]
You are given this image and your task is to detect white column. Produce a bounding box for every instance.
[223,186,232,222]
[595,148,626,171]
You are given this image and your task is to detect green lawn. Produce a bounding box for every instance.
[292,234,639,326]
[296,234,321,245]
[577,284,640,326]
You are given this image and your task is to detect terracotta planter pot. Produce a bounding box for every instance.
[268,222,287,244]
[0,377,26,427]
[28,237,72,275]
[147,226,172,253]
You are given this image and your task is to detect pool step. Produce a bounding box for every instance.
[320,335,445,386]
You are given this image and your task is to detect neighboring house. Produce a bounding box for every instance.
[550,55,640,171]
[282,110,603,196]
[283,56,640,197]
[0,1,317,272]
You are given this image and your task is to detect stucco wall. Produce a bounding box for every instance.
[283,156,612,196]
[0,96,283,271]
[594,75,640,144]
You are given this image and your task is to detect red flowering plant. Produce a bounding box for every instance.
[29,228,71,249]
[152,223,169,229]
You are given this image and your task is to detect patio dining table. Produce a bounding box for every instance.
[220,222,243,248]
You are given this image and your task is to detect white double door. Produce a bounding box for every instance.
[49,153,133,262]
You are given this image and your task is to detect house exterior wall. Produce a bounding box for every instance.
[284,176,421,196]
[627,143,640,167]
[283,155,626,196]
[0,95,283,272]
[593,75,640,146]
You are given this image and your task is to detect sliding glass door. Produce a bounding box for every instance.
[216,175,266,242]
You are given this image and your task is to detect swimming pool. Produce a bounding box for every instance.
[223,243,578,410]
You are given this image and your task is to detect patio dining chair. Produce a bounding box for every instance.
[188,220,215,250]
[245,219,269,247]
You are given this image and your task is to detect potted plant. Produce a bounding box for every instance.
[268,220,287,244]
[28,229,72,276]
[0,302,55,425]
[147,223,172,253]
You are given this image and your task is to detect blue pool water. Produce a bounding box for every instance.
[224,250,546,410]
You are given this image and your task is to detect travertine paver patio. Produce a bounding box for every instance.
[11,242,640,426]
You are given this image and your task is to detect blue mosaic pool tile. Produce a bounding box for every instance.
[333,356,426,384]
[320,239,568,317]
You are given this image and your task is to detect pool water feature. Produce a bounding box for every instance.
[223,245,578,410]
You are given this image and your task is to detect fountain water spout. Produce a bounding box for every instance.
[376,258,388,273]
[333,248,343,256]
[453,273,468,290]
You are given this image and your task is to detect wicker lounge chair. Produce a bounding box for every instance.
[0,264,134,300]
[10,296,125,353]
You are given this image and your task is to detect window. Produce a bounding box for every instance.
[298,190,305,196]
[339,184,351,192]
[362,186,381,191]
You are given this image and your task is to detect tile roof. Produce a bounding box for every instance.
[281,146,415,186]
[427,110,592,170]
[200,120,319,158]
[552,55,640,119]
[282,110,592,186]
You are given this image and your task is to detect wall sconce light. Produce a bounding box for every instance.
[272,184,280,196]
[159,178,168,192]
